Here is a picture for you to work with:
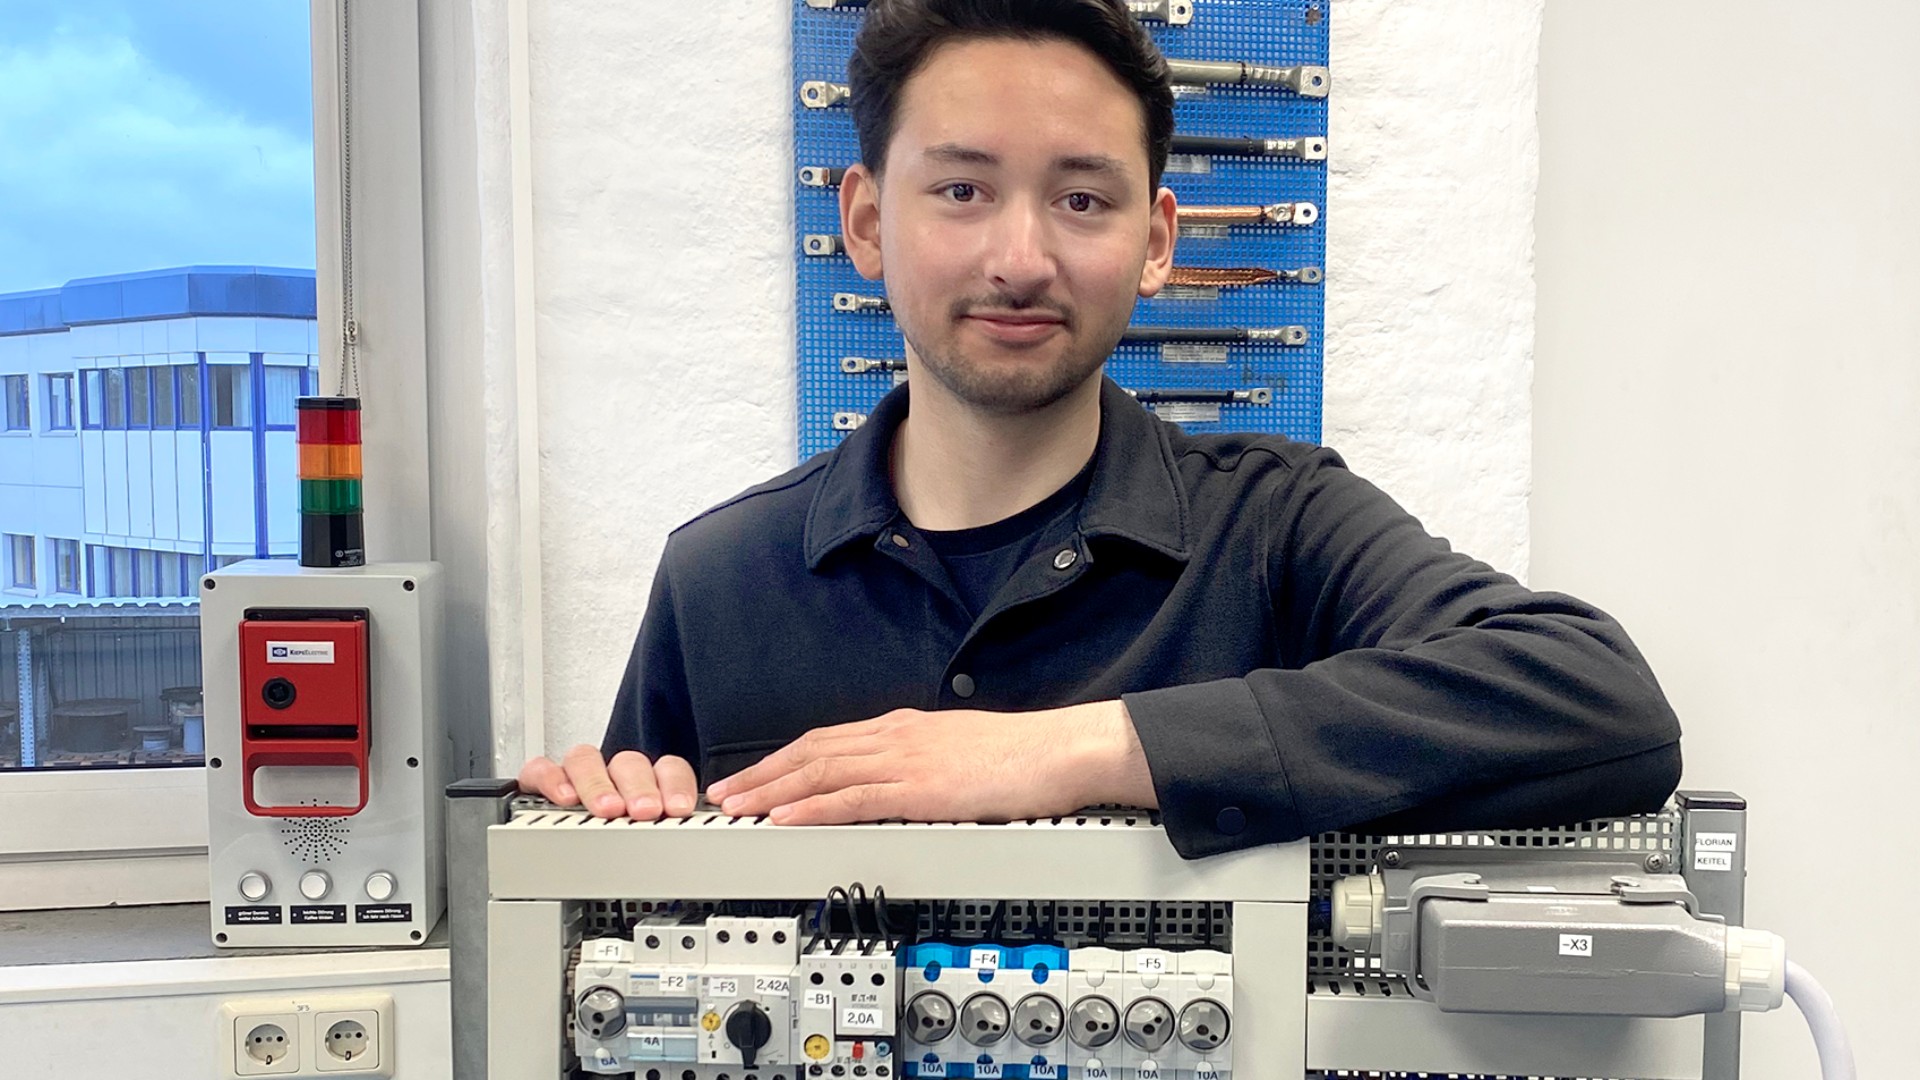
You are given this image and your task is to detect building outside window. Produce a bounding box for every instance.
[43,374,74,431]
[3,374,28,430]
[1,0,322,788]
[6,534,35,590]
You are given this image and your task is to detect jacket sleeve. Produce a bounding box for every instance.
[1122,448,1683,858]
[601,545,703,770]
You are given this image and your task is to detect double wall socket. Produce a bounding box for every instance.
[220,992,395,1078]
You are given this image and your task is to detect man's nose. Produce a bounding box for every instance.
[983,200,1058,299]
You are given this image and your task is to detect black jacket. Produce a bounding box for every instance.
[606,377,1682,858]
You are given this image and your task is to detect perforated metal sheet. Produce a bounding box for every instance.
[793,0,1330,458]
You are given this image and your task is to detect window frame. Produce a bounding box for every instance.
[0,0,433,912]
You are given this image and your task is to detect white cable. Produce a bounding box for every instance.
[1785,960,1856,1080]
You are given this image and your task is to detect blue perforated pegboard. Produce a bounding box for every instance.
[793,0,1329,458]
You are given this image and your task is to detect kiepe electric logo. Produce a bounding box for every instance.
[266,641,337,664]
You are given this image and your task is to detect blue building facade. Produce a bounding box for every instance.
[0,267,320,602]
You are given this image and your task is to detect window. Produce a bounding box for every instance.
[7,533,35,590]
[110,548,132,594]
[103,368,126,429]
[264,366,300,428]
[0,0,413,912]
[44,374,74,430]
[211,364,251,428]
[129,367,152,428]
[177,364,202,427]
[151,366,175,428]
[51,539,80,594]
[4,375,28,430]
[86,543,109,597]
[81,370,103,428]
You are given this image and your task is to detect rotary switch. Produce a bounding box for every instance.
[724,1001,774,1067]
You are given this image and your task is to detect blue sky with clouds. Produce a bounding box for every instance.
[0,0,316,295]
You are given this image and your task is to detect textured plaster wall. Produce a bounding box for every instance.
[523,0,1543,754]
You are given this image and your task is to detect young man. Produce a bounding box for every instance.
[518,0,1681,858]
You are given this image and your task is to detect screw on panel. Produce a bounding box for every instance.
[1380,850,1401,868]
[1645,853,1668,872]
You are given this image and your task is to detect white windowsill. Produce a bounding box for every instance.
[0,766,210,910]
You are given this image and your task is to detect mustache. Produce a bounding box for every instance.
[949,292,1074,328]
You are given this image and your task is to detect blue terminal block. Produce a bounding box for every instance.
[903,942,1074,1079]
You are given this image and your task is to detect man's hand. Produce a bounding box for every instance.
[516,745,699,821]
[705,700,1156,825]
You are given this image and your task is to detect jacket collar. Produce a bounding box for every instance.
[803,375,1191,569]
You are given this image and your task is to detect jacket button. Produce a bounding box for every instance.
[1052,548,1078,570]
[951,673,976,698]
[891,532,910,548]
[1215,807,1246,835]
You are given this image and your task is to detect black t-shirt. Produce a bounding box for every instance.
[917,459,1095,620]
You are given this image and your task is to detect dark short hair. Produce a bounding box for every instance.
[848,0,1175,194]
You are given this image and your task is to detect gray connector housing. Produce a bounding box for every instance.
[1374,856,1730,1017]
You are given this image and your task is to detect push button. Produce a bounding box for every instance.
[238,871,270,902]
[951,673,976,698]
[365,871,396,901]
[300,869,332,901]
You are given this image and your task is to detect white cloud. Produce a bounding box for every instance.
[0,29,316,294]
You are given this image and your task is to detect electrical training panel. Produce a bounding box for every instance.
[793,0,1331,455]
[448,791,1752,1080]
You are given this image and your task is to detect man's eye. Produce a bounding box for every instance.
[1065,192,1099,212]
[946,183,977,202]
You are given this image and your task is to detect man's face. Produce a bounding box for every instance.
[840,36,1175,416]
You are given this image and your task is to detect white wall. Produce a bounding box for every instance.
[479,0,1547,759]
[1534,3,1918,1076]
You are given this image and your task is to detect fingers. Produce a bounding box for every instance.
[607,750,663,820]
[720,751,887,818]
[563,744,623,818]
[768,782,901,826]
[515,756,578,806]
[708,716,897,803]
[653,755,700,816]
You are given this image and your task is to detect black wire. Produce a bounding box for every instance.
[825,886,852,954]
[941,899,957,941]
[1147,901,1158,948]
[1203,901,1215,947]
[985,901,1006,942]
[848,883,873,952]
[872,886,896,951]
[1097,902,1108,945]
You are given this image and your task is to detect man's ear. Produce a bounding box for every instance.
[1137,184,1178,298]
[839,163,885,282]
